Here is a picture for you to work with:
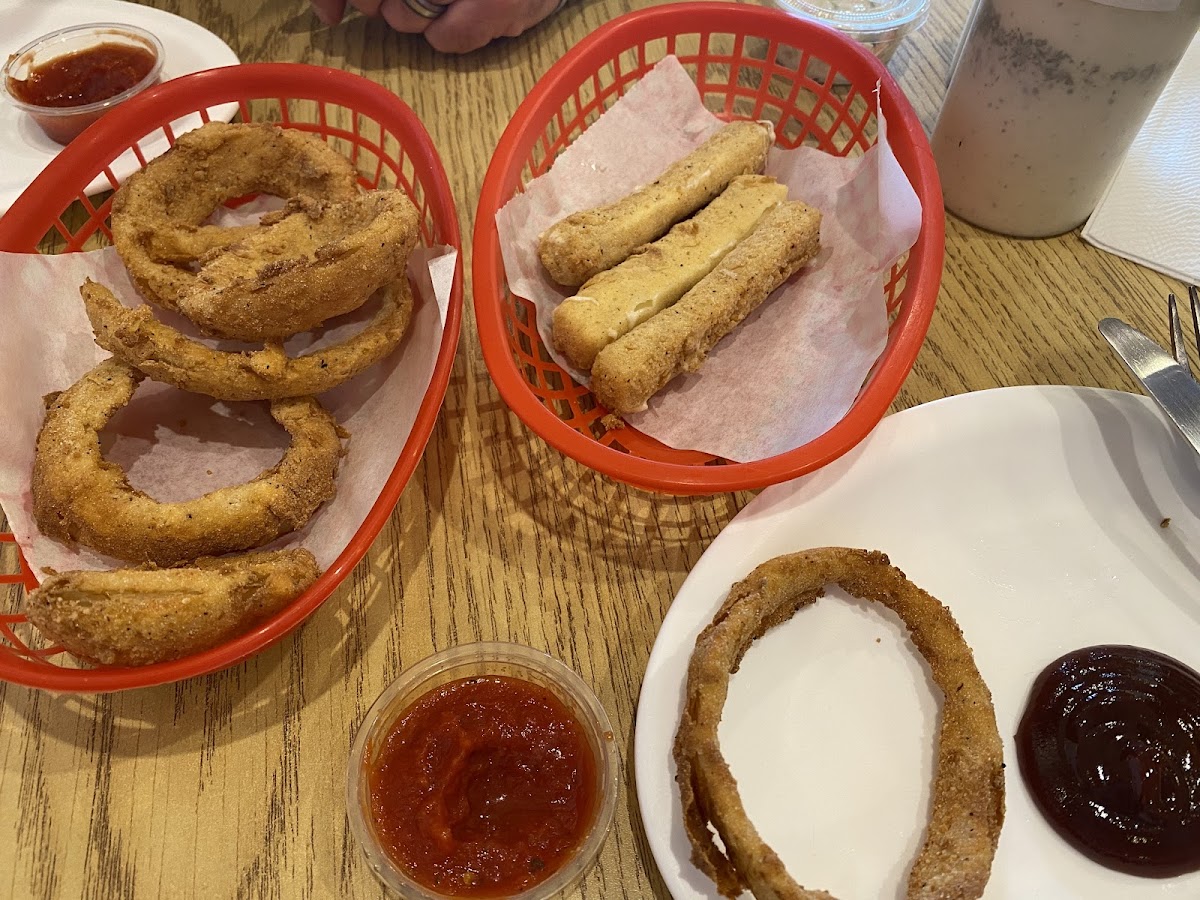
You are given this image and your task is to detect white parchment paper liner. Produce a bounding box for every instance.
[497,56,922,463]
[0,242,456,576]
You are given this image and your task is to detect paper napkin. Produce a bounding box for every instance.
[1082,34,1200,285]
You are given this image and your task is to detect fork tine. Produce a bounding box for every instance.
[1190,285,1200,367]
[1169,293,1192,375]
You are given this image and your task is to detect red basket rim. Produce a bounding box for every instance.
[0,63,464,692]
[473,2,944,495]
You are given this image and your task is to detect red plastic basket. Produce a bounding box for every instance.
[0,64,463,692]
[474,3,943,494]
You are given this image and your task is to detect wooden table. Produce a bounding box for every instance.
[0,1,1185,898]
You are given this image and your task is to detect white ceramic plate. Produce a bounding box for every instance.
[636,385,1200,899]
[0,0,240,212]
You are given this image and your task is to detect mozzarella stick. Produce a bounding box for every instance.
[590,201,822,416]
[552,175,787,371]
[538,120,774,287]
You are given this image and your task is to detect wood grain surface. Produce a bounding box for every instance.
[0,0,1188,898]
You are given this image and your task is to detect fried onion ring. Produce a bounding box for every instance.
[110,122,361,310]
[82,277,413,401]
[175,190,420,341]
[32,359,345,566]
[673,548,1005,900]
[24,549,321,666]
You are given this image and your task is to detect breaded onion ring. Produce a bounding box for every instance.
[674,548,1004,900]
[24,549,320,667]
[32,359,345,566]
[110,122,361,310]
[82,278,413,401]
[175,190,420,341]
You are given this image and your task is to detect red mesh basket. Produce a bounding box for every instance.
[474,3,943,494]
[0,64,463,692]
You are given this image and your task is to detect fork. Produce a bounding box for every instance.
[1167,285,1200,378]
[1099,286,1200,460]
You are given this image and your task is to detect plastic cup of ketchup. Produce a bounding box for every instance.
[2,22,164,145]
[347,642,619,899]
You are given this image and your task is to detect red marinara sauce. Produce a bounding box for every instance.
[368,675,599,897]
[8,43,156,108]
[7,42,158,144]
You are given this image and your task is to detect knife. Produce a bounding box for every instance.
[1100,317,1200,457]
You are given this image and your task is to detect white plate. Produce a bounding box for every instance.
[635,385,1200,899]
[0,0,240,213]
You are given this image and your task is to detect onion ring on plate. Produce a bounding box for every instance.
[673,547,1005,900]
[24,548,320,667]
[82,278,413,401]
[32,359,345,566]
[175,190,420,341]
[110,122,361,310]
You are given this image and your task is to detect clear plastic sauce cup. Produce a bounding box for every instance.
[769,0,931,66]
[346,642,619,899]
[2,23,164,145]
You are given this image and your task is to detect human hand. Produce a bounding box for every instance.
[311,0,563,54]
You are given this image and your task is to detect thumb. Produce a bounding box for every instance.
[311,0,349,25]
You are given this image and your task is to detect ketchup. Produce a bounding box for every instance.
[367,675,598,897]
[1016,645,1200,877]
[8,43,156,108]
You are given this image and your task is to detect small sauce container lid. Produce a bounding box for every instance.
[771,0,930,38]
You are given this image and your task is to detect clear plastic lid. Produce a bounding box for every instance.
[773,0,931,35]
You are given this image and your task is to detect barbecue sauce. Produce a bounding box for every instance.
[1016,645,1200,877]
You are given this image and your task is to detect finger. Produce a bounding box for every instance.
[500,0,561,37]
[310,0,348,25]
[347,0,388,17]
[378,0,439,34]
[424,0,558,53]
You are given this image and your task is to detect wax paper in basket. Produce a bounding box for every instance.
[497,56,922,463]
[0,240,456,575]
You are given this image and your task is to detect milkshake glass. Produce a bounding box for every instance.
[932,0,1200,237]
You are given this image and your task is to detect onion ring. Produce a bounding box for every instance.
[175,191,420,341]
[32,358,345,566]
[81,278,413,401]
[110,122,361,311]
[24,548,321,667]
[673,547,1005,900]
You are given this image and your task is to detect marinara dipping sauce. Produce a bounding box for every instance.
[348,644,618,899]
[3,24,164,144]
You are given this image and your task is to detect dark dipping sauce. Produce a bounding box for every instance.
[1016,645,1200,877]
[367,675,598,897]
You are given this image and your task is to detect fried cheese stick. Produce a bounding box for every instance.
[25,549,321,666]
[538,120,775,287]
[551,175,787,371]
[590,201,821,416]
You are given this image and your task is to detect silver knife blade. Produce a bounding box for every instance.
[1100,317,1200,457]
